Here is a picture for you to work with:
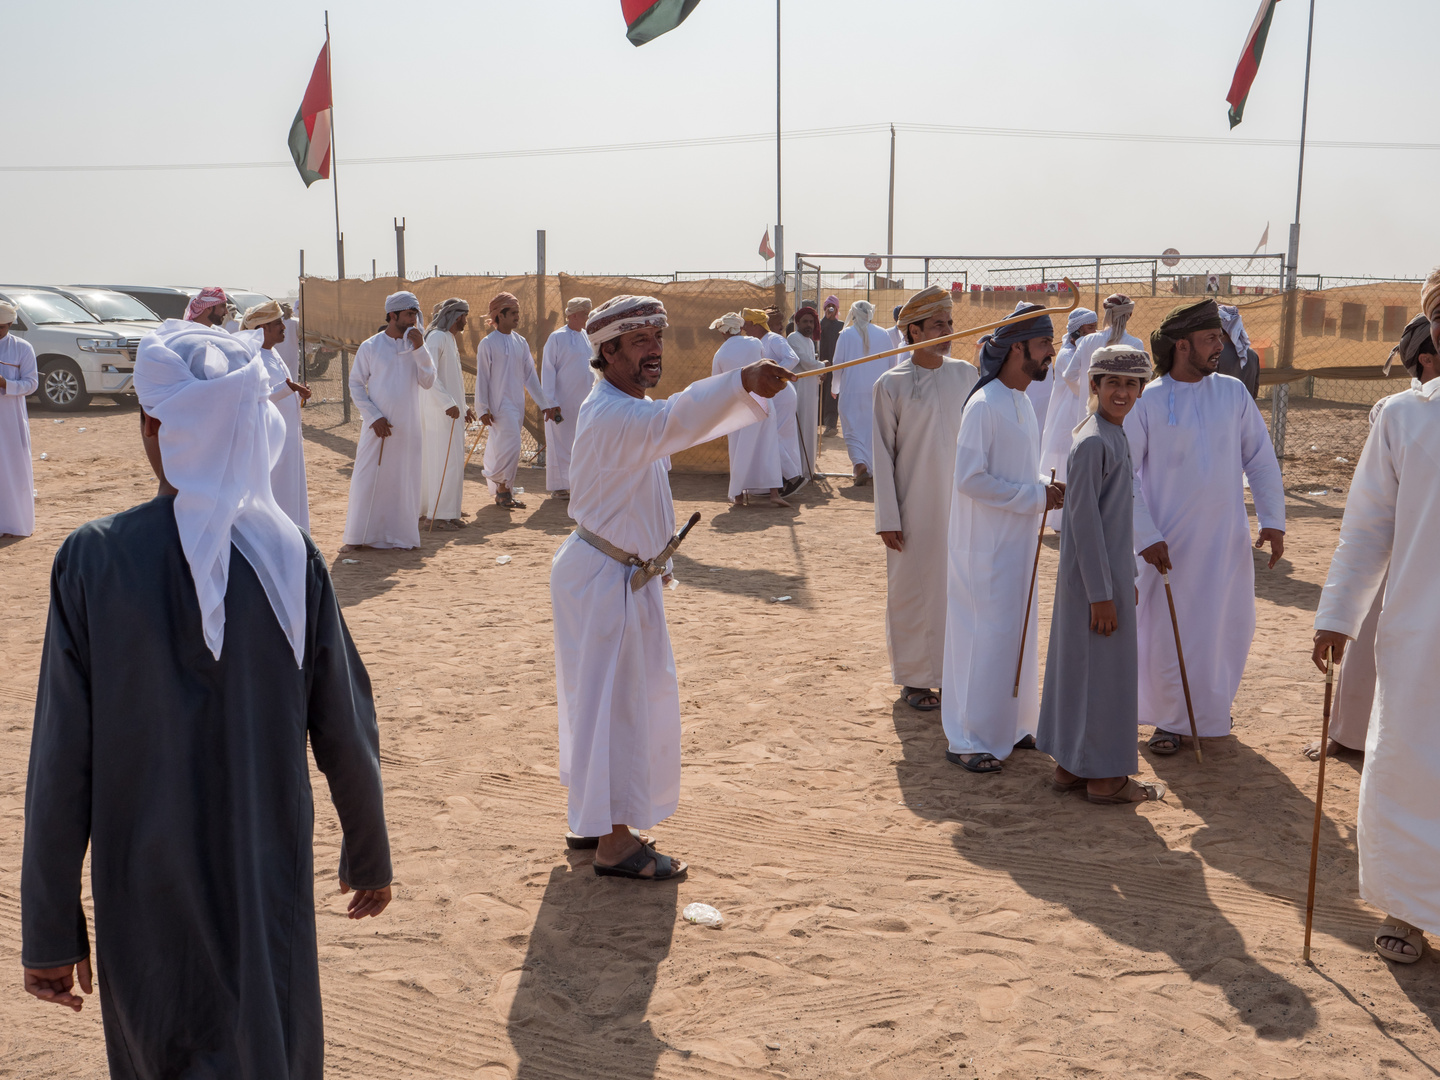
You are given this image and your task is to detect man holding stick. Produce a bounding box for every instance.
[551,295,794,878]
[1127,299,1284,756]
[342,291,448,551]
[787,301,826,475]
[941,302,1064,774]
[753,306,806,494]
[421,298,474,529]
[873,285,978,713]
[1311,273,1440,964]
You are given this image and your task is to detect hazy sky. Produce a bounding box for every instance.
[4,0,1435,297]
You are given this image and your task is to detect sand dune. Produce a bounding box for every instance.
[1,402,1436,1078]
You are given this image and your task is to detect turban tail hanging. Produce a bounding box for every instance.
[846,300,875,352]
[428,297,470,334]
[965,302,1054,404]
[1218,304,1253,369]
[1102,293,1136,345]
[1150,299,1223,376]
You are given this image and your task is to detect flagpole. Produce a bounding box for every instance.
[774,0,784,292]
[326,10,344,281]
[1285,0,1316,290]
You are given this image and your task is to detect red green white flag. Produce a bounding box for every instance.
[622,0,702,46]
[1226,0,1279,129]
[288,42,333,187]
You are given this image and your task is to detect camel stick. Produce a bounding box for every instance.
[1013,468,1056,698]
[1303,645,1336,963]
[1162,571,1203,764]
[357,433,386,544]
[427,414,458,533]
[463,425,485,469]
[794,278,1081,379]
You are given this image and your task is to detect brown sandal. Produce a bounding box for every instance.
[1087,778,1167,805]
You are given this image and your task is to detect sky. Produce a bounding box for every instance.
[3,0,1436,298]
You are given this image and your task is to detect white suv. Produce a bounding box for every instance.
[0,286,155,410]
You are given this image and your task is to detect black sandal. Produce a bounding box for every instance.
[902,687,941,711]
[593,842,686,881]
[947,750,1002,773]
[495,492,526,509]
[1147,729,1181,756]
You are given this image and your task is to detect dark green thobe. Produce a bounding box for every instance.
[22,495,390,1079]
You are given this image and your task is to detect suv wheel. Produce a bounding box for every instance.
[39,358,92,411]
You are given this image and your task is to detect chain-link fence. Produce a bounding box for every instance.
[296,272,786,472]
[295,258,1423,483]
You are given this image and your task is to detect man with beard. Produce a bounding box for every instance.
[786,302,826,475]
[942,303,1064,774]
[550,296,793,878]
[1129,299,1284,757]
[184,286,230,328]
[818,295,843,433]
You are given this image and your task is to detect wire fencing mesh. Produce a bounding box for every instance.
[296,259,1424,487]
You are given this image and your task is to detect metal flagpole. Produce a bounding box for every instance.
[325,11,344,281]
[1285,0,1317,292]
[886,124,895,284]
[773,0,784,292]
[1276,0,1316,463]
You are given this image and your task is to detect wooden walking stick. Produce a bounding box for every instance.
[1303,645,1336,963]
[1013,469,1056,698]
[795,279,1081,379]
[357,434,386,543]
[1161,571,1203,764]
[427,415,458,533]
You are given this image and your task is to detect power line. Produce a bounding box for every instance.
[5,121,1437,174]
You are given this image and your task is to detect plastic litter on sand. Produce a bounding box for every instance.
[666,577,679,591]
[769,595,792,603]
[496,555,512,565]
[341,558,360,564]
[39,453,48,460]
[682,903,723,928]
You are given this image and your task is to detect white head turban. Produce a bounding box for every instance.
[1102,293,1136,345]
[709,312,745,335]
[565,296,593,317]
[0,301,15,324]
[585,295,668,357]
[847,300,875,351]
[1067,307,1097,336]
[385,290,420,315]
[134,320,307,667]
[1421,267,1440,322]
[1218,305,1253,369]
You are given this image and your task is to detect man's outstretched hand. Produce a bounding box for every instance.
[740,360,795,399]
[24,958,93,1012]
[340,879,393,920]
[1256,527,1285,569]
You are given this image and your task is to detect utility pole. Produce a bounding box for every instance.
[773,0,784,294]
[394,217,406,281]
[886,124,896,283]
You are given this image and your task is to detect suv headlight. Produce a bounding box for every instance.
[76,338,128,354]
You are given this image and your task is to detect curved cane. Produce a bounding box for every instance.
[794,278,1081,379]
[427,415,458,533]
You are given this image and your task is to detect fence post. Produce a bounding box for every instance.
[1093,257,1101,313]
[1273,285,1300,463]
[1151,261,1157,297]
[298,249,307,386]
[923,258,930,288]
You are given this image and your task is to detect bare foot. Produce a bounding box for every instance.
[767,491,793,508]
[1302,738,1354,761]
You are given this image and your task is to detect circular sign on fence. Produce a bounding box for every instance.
[1161,248,1181,268]
[864,253,883,272]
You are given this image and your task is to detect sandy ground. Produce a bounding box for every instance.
[2,400,1438,1080]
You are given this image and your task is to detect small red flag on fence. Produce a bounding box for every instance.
[1226,0,1279,129]
[288,42,333,186]
[622,0,703,46]
[758,229,775,262]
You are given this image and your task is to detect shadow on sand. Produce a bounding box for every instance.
[889,701,1339,1040]
[509,858,681,1080]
